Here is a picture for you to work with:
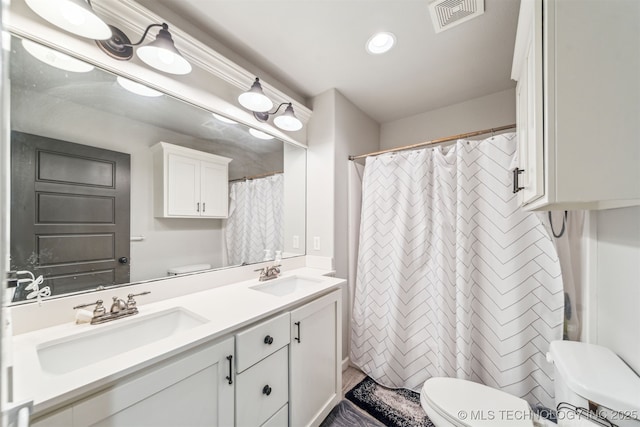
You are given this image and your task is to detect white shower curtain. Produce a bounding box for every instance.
[225,174,284,265]
[350,133,564,409]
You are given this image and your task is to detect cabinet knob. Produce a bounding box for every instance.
[262,385,272,396]
[264,335,274,345]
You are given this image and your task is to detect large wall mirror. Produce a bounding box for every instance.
[8,34,307,303]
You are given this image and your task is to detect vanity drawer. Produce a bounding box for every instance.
[236,312,290,372]
[261,404,288,427]
[236,346,288,427]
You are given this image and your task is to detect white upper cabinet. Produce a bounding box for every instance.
[511,0,640,210]
[153,142,232,218]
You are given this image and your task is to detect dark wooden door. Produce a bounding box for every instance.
[11,131,131,299]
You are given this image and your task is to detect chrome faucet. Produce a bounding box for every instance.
[255,265,281,281]
[73,291,150,325]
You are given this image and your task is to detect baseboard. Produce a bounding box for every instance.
[342,357,350,372]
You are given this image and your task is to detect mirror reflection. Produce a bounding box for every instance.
[9,35,306,303]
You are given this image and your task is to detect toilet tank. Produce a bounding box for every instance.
[547,341,640,425]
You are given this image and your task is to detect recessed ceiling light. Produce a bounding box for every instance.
[212,112,238,125]
[116,76,163,97]
[366,32,396,55]
[22,39,94,73]
[249,128,274,140]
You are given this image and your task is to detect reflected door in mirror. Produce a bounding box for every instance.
[10,132,131,300]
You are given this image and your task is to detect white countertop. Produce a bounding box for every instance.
[11,269,344,415]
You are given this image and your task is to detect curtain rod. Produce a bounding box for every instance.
[229,170,283,183]
[348,124,516,161]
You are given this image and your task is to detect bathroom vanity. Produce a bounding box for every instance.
[13,272,343,427]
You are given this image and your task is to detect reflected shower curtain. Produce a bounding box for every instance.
[350,133,564,409]
[226,174,284,265]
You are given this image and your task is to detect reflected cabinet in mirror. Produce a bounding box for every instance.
[8,35,306,303]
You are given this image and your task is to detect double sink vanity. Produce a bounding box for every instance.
[11,270,344,427]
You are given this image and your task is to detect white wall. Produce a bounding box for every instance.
[334,91,380,363]
[306,89,380,362]
[594,206,640,373]
[380,88,516,149]
[306,90,337,259]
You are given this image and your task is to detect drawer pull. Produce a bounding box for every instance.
[225,355,233,385]
[262,385,272,396]
[264,335,274,345]
[294,321,301,343]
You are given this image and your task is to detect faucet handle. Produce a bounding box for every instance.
[73,299,106,316]
[127,291,150,308]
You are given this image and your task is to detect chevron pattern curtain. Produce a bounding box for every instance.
[225,174,284,265]
[350,133,563,409]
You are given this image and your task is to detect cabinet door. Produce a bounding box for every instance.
[167,153,201,216]
[31,407,73,427]
[200,161,228,218]
[517,0,544,205]
[289,290,341,427]
[72,337,235,427]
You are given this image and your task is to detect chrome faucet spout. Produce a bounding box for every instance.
[73,292,151,325]
[255,265,281,281]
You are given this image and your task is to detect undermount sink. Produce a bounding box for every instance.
[37,307,207,375]
[249,275,323,297]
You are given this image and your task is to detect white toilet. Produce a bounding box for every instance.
[420,341,640,426]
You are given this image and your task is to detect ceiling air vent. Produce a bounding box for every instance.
[428,0,485,33]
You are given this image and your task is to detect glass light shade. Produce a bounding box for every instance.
[238,78,273,112]
[212,113,238,124]
[249,128,274,140]
[366,32,396,54]
[273,104,303,131]
[25,0,112,40]
[136,28,192,75]
[22,39,94,73]
[116,76,163,97]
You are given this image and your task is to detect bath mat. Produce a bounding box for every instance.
[319,400,385,427]
[346,376,434,427]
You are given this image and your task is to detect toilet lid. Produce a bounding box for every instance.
[421,378,533,427]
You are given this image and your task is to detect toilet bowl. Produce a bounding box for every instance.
[420,341,640,427]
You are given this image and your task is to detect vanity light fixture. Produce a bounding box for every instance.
[238,78,304,132]
[25,0,112,40]
[21,39,95,73]
[25,0,192,75]
[98,22,192,75]
[249,128,274,140]
[116,76,163,97]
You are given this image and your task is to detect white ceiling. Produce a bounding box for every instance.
[146,0,520,124]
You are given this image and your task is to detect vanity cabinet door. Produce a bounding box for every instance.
[289,290,342,427]
[31,407,73,427]
[71,337,235,427]
[200,160,228,218]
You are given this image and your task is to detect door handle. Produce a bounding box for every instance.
[294,321,301,343]
[225,355,233,385]
[202,202,206,212]
[512,167,524,193]
[118,257,129,264]
[196,202,200,212]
